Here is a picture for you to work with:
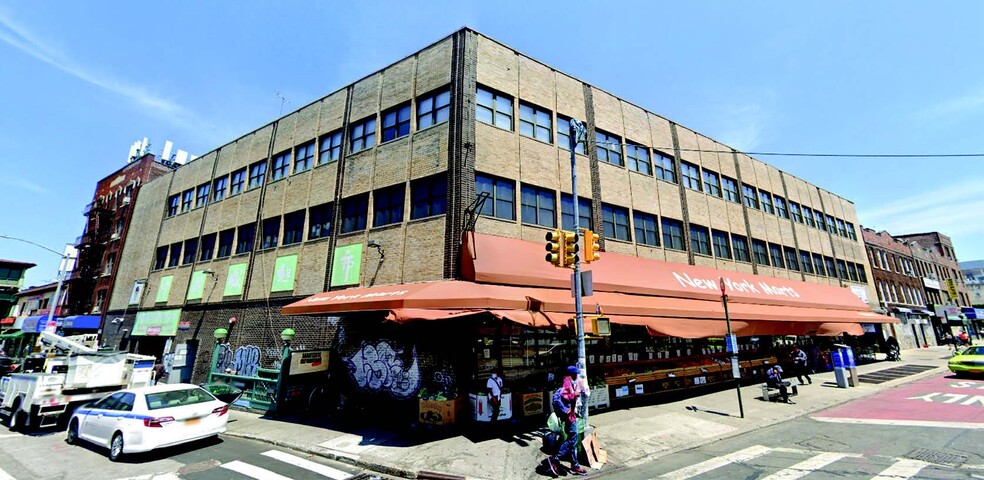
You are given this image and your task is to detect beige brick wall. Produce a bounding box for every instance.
[108,174,171,311]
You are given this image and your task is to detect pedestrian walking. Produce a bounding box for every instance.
[790,345,812,385]
[547,365,587,477]
[959,331,970,347]
[942,332,954,352]
[767,365,794,404]
[485,369,503,423]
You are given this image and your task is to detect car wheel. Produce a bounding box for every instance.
[109,432,124,462]
[10,409,27,433]
[66,419,79,445]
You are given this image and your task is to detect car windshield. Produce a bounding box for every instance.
[145,387,217,410]
[961,346,984,356]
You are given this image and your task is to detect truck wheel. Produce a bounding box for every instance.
[109,432,125,462]
[66,419,79,445]
[7,399,24,432]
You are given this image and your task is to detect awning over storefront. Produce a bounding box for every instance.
[62,315,102,330]
[961,307,984,320]
[132,309,182,336]
[0,330,24,340]
[893,307,913,313]
[20,315,57,333]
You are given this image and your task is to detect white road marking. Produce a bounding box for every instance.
[317,433,376,460]
[0,434,20,439]
[813,416,984,429]
[220,460,293,480]
[660,445,772,480]
[872,459,928,480]
[760,452,848,480]
[0,464,14,480]
[262,450,352,479]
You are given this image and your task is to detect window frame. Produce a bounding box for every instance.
[732,235,751,262]
[752,239,769,266]
[381,103,412,143]
[261,217,280,250]
[180,189,193,213]
[270,151,291,181]
[168,242,182,268]
[417,88,450,129]
[475,173,515,221]
[230,168,246,196]
[372,184,406,228]
[595,129,623,167]
[626,142,652,175]
[601,203,631,241]
[217,229,234,258]
[680,162,702,191]
[742,184,759,209]
[556,115,586,154]
[802,206,816,227]
[653,151,677,183]
[711,229,731,259]
[518,102,552,143]
[410,174,448,220]
[633,211,659,247]
[247,161,267,189]
[340,194,370,233]
[789,202,803,223]
[199,233,216,262]
[702,170,722,197]
[166,195,179,217]
[689,224,711,256]
[769,243,785,268]
[759,191,775,214]
[520,184,557,228]
[182,239,197,265]
[195,183,210,208]
[813,253,826,276]
[561,194,592,231]
[783,247,799,272]
[349,116,377,154]
[282,210,305,245]
[774,196,788,219]
[236,224,255,254]
[799,251,814,274]
[661,217,685,251]
[294,141,315,173]
[212,176,227,202]
[308,203,334,240]
[475,86,513,131]
[318,130,343,165]
[154,246,168,270]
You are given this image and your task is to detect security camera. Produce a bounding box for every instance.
[367,240,381,248]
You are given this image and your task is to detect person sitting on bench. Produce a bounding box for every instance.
[767,365,794,404]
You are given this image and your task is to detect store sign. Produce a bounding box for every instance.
[674,272,800,298]
[289,350,329,376]
[923,277,941,290]
[155,276,173,304]
[224,263,248,297]
[132,309,182,336]
[271,255,298,292]
[186,271,208,300]
[129,280,146,305]
[330,244,363,287]
[850,285,869,305]
[946,278,959,300]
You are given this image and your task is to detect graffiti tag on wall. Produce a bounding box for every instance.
[215,344,261,377]
[216,344,234,373]
[343,340,420,399]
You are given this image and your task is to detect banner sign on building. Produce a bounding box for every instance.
[271,255,299,292]
[289,350,329,375]
[186,271,208,300]
[330,244,363,287]
[946,278,959,300]
[224,263,248,297]
[155,276,173,304]
[132,309,182,336]
[129,280,146,306]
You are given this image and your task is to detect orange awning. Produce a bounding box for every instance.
[282,281,536,315]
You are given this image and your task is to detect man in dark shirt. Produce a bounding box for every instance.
[767,366,793,404]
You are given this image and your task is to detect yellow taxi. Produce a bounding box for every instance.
[949,345,984,377]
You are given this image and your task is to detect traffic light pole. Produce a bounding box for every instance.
[568,119,589,427]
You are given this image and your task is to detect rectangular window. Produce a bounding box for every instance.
[199,233,216,261]
[168,242,182,268]
[742,184,759,209]
[802,206,816,227]
[519,103,552,143]
[103,254,115,275]
[230,168,246,195]
[845,222,857,240]
[722,176,739,203]
[784,247,799,271]
[752,239,769,265]
[711,230,731,259]
[732,235,751,262]
[759,191,774,214]
[681,162,701,191]
[521,185,556,228]
[166,194,179,217]
[847,262,860,282]
[825,215,837,234]
[836,259,849,280]
[626,143,651,175]
[349,116,377,153]
[318,130,343,165]
[824,257,836,278]
[248,161,267,189]
[283,210,305,245]
[835,219,847,237]
[341,194,369,233]
[236,224,255,254]
[857,263,867,282]
[181,189,193,213]
[561,195,592,231]
[654,151,676,183]
[703,170,722,197]
[417,88,450,129]
[595,130,623,166]
[294,141,315,173]
[195,183,210,208]
[813,253,826,276]
[217,229,234,258]
[813,211,826,231]
[690,225,711,255]
[774,197,788,219]
[373,184,405,227]
[789,202,802,223]
[261,217,280,249]
[602,203,630,241]
[661,217,685,251]
[308,203,334,240]
[271,151,291,181]
[154,246,168,270]
[411,174,448,220]
[800,251,814,274]
[633,211,659,247]
[382,103,412,142]
[557,115,585,154]
[769,243,785,268]
[183,239,198,265]
[212,177,227,202]
[476,86,513,130]
[475,173,515,220]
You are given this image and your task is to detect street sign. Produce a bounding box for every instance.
[572,270,593,297]
[731,357,741,378]
[726,334,738,353]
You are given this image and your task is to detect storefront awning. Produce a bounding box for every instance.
[283,281,536,316]
[0,330,24,340]
[62,315,102,330]
[893,307,913,313]
[20,315,57,333]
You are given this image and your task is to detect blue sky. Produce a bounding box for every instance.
[2,1,983,289]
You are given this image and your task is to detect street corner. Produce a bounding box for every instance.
[812,372,984,429]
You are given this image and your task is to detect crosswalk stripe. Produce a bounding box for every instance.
[0,434,20,439]
[872,459,928,480]
[262,450,352,479]
[0,464,15,480]
[660,445,772,480]
[220,460,293,480]
[760,452,848,480]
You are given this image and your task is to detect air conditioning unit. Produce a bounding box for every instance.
[121,196,131,205]
[110,233,121,241]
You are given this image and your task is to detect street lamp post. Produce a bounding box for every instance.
[720,277,745,418]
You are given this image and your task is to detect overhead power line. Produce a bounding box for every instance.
[594,141,984,158]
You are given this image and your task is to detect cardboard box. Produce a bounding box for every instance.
[520,392,544,416]
[419,397,465,426]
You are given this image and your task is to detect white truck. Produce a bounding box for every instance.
[0,332,155,430]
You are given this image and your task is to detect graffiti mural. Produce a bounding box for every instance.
[162,352,175,375]
[215,344,234,373]
[234,345,261,377]
[344,340,420,399]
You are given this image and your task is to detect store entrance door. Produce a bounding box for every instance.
[134,336,169,361]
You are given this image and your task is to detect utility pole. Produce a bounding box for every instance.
[0,235,74,334]
[720,277,745,418]
[568,119,589,426]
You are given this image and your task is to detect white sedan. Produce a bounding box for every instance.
[66,383,230,461]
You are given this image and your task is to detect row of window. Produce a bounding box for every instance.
[877,281,925,307]
[165,87,451,218]
[477,173,867,283]
[154,175,447,270]
[868,247,917,277]
[476,85,859,243]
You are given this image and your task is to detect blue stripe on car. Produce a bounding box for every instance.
[75,409,154,420]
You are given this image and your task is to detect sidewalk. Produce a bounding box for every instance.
[223,346,953,480]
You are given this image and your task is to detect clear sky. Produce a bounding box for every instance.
[2,1,983,289]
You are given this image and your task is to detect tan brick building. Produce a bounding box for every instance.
[106,28,883,416]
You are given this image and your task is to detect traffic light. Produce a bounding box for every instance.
[545,230,565,267]
[567,315,611,337]
[583,229,600,263]
[562,230,579,267]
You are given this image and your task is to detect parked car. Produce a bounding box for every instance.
[65,383,229,461]
[948,345,984,377]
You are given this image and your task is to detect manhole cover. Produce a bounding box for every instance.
[907,448,967,467]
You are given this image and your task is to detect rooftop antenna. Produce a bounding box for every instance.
[275,91,290,116]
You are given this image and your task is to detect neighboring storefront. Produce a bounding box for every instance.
[127,309,182,360]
